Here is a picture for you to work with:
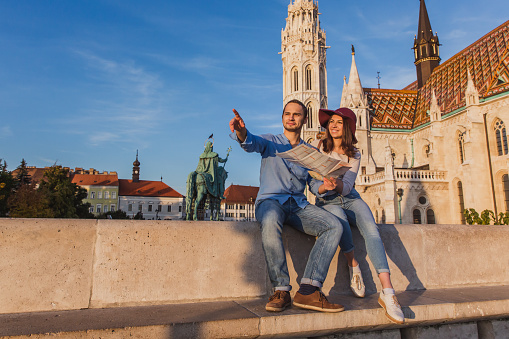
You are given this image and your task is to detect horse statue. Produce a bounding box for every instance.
[186,140,230,221]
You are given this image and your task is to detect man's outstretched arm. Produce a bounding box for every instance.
[229,109,247,143]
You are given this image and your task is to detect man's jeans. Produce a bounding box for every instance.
[316,189,390,274]
[255,197,343,291]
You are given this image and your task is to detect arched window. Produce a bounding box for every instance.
[503,174,509,212]
[458,181,466,223]
[458,131,465,163]
[292,68,299,92]
[375,210,379,223]
[495,120,508,156]
[305,65,312,90]
[319,66,325,94]
[426,209,436,224]
[413,209,422,224]
[381,209,386,224]
[306,103,313,128]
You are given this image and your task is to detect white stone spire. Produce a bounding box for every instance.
[429,89,442,122]
[344,46,366,109]
[465,69,479,106]
[340,75,348,107]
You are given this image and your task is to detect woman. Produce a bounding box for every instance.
[313,107,405,324]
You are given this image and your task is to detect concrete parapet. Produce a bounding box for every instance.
[1,219,509,315]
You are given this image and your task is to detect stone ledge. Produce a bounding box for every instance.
[2,285,509,338]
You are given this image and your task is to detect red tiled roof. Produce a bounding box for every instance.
[72,174,119,186]
[367,20,509,130]
[364,88,418,129]
[11,167,48,184]
[222,184,259,204]
[118,179,183,198]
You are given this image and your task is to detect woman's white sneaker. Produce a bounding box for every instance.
[349,266,365,298]
[378,289,405,324]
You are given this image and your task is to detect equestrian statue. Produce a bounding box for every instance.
[186,136,230,221]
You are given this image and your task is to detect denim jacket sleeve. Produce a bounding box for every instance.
[230,129,269,154]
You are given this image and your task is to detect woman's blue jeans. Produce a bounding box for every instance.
[316,189,390,274]
[255,197,343,290]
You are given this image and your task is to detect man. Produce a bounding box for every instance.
[195,141,228,199]
[229,99,345,313]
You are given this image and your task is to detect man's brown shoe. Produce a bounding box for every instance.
[265,290,291,312]
[293,291,345,313]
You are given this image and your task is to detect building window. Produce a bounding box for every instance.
[305,65,312,90]
[167,205,171,212]
[157,205,162,212]
[138,204,142,211]
[458,181,466,223]
[179,206,182,212]
[96,204,102,214]
[91,192,96,199]
[89,206,94,213]
[240,213,246,218]
[110,204,115,211]
[375,210,379,223]
[104,205,109,213]
[148,205,153,212]
[319,66,325,94]
[495,120,508,156]
[104,191,109,199]
[128,204,132,211]
[413,209,421,224]
[381,209,386,224]
[239,205,245,210]
[112,192,117,199]
[292,67,299,92]
[458,131,465,163]
[426,209,436,224]
[503,174,509,212]
[306,103,313,128]
[98,191,102,199]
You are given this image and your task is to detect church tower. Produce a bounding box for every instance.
[132,150,140,183]
[341,46,376,175]
[281,0,328,143]
[413,0,441,88]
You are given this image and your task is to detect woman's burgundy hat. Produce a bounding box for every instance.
[319,107,358,143]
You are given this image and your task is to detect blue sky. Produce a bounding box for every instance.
[1,0,508,195]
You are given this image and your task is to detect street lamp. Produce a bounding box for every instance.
[396,188,404,224]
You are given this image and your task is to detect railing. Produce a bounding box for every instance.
[357,169,447,185]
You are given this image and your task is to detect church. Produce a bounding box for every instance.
[281,0,509,224]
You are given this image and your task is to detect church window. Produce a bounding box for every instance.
[292,68,299,92]
[457,181,466,223]
[306,103,313,128]
[420,45,427,57]
[319,66,325,94]
[413,209,421,224]
[375,210,379,223]
[503,174,509,212]
[458,131,465,163]
[381,209,386,224]
[305,65,312,90]
[426,209,436,224]
[359,115,362,128]
[495,120,508,156]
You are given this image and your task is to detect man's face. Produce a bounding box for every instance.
[282,102,307,133]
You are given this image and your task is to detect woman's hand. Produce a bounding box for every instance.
[322,177,338,191]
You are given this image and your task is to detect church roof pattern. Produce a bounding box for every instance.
[118,179,183,198]
[366,20,509,130]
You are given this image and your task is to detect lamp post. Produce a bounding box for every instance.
[397,188,404,224]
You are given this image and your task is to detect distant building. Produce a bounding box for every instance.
[71,170,119,216]
[221,184,259,221]
[118,153,184,220]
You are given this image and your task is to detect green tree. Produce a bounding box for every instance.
[38,166,93,218]
[0,159,16,216]
[7,182,54,218]
[14,159,31,187]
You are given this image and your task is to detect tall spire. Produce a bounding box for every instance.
[344,45,365,108]
[413,0,440,88]
[132,150,140,182]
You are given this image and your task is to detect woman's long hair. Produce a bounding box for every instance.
[321,116,358,158]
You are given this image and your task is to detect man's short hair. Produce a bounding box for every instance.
[283,99,308,119]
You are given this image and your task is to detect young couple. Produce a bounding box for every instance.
[229,99,404,324]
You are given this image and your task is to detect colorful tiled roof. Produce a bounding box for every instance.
[118,179,183,198]
[414,20,509,127]
[72,174,119,186]
[366,20,509,130]
[222,184,259,204]
[365,89,418,129]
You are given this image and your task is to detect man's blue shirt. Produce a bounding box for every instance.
[230,130,322,209]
